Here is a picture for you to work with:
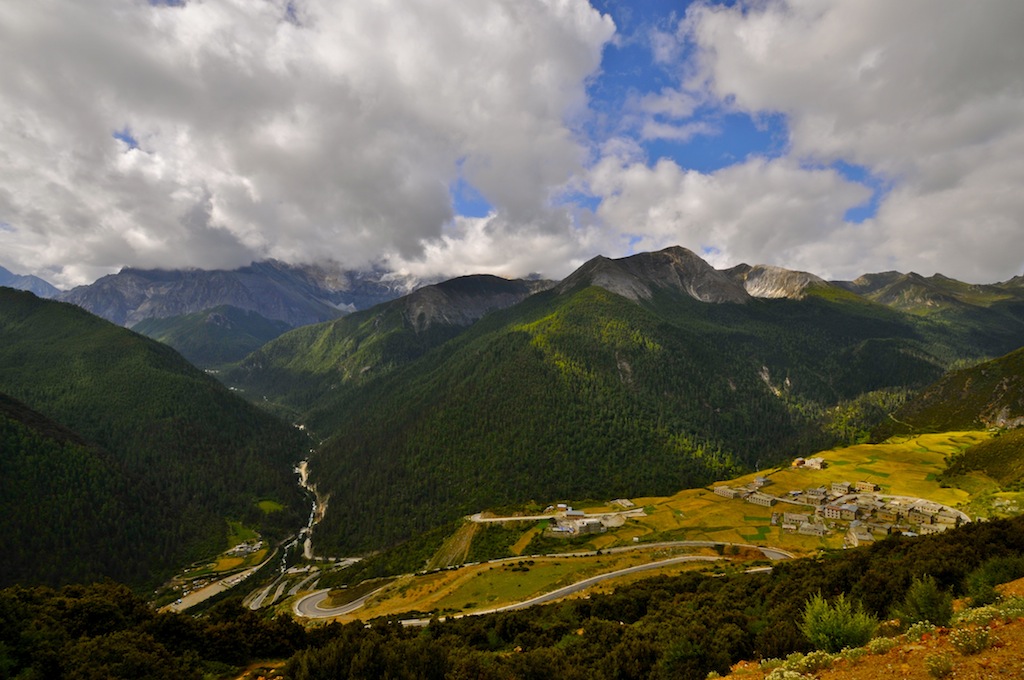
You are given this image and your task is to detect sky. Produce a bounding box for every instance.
[1,0,1022,288]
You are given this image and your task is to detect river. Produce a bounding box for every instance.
[295,459,327,560]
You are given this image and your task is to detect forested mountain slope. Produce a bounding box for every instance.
[0,287,307,587]
[224,248,1024,556]
[132,304,292,368]
[227,274,552,416]
[880,345,1024,435]
[875,345,1024,487]
[295,250,1022,554]
[0,392,157,586]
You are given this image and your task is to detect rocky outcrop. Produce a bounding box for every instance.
[556,246,750,304]
[723,263,829,299]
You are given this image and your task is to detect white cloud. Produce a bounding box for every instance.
[387,211,611,282]
[590,151,870,272]
[677,0,1024,281]
[0,0,613,286]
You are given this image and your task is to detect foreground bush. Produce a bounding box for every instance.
[799,593,878,653]
[891,575,953,627]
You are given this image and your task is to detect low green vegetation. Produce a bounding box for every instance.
[258,499,286,514]
[890,575,953,628]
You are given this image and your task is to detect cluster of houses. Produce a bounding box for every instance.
[226,539,264,557]
[714,475,967,547]
[546,504,608,536]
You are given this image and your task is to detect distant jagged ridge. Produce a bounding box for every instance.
[59,260,425,328]
[0,266,59,298]
[555,246,751,303]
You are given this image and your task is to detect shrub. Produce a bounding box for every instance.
[793,650,834,673]
[799,593,878,653]
[953,605,999,627]
[965,556,1024,605]
[891,575,953,627]
[924,652,954,678]
[867,636,898,655]
[905,620,936,641]
[949,626,991,655]
[997,596,1024,620]
[765,669,810,680]
[840,646,867,663]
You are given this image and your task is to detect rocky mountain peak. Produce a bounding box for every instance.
[403,275,554,333]
[555,246,750,304]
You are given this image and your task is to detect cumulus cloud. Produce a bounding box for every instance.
[0,0,613,286]
[387,211,611,282]
[3,0,1023,288]
[590,151,870,271]
[675,0,1024,281]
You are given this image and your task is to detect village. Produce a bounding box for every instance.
[713,456,971,547]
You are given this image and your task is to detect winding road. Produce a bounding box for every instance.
[292,540,792,621]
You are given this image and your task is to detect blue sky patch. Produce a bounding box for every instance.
[113,128,139,150]
[450,176,493,218]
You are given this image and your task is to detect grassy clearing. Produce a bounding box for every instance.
[257,499,285,514]
[510,526,542,555]
[226,520,258,547]
[214,556,245,572]
[427,522,478,570]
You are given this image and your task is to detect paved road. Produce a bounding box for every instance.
[399,555,729,626]
[293,540,793,621]
[293,584,392,618]
[468,508,646,523]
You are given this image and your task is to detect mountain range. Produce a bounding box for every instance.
[131,305,294,368]
[224,246,1024,554]
[57,259,425,328]
[4,244,1024,576]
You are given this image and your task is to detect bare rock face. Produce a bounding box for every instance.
[556,246,750,304]
[723,263,829,299]
[403,275,554,333]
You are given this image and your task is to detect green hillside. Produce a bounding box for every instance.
[878,345,1024,435]
[0,287,307,588]
[876,345,1024,488]
[0,393,158,586]
[223,251,1024,557]
[227,274,547,417]
[302,284,959,554]
[131,305,292,368]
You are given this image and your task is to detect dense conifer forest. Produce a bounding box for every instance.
[0,288,308,588]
